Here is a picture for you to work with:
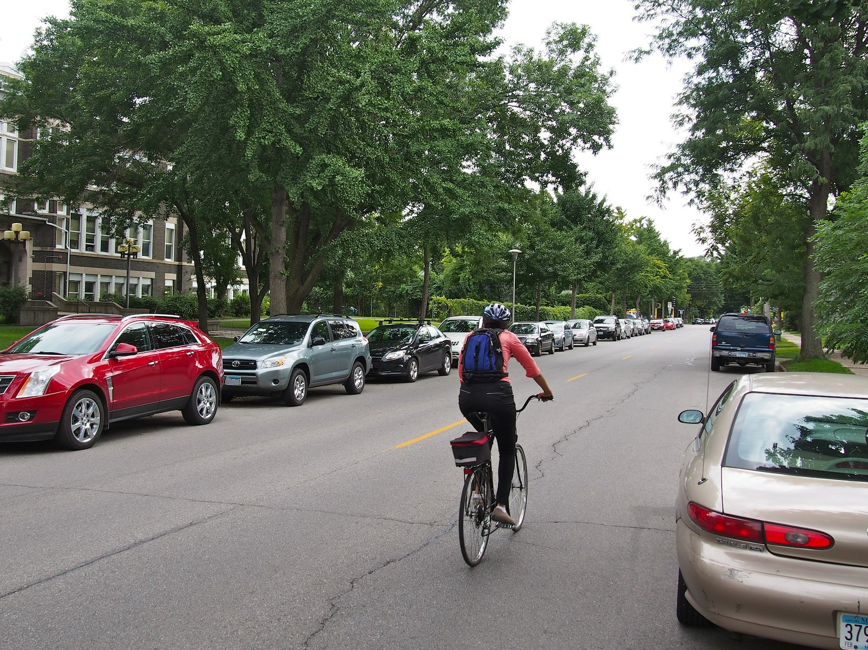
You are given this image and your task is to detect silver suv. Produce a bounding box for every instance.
[221,315,372,406]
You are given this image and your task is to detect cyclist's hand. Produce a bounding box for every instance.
[537,392,554,402]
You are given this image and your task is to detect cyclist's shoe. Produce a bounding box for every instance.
[491,505,516,527]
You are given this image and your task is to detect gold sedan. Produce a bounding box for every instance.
[676,373,868,649]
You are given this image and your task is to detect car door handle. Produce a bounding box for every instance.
[186,351,193,356]
[148,360,158,366]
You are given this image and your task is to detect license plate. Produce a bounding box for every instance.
[737,351,749,358]
[225,376,242,386]
[840,613,868,649]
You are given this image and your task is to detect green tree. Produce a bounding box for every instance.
[682,257,723,320]
[695,167,808,323]
[635,0,868,358]
[814,125,868,363]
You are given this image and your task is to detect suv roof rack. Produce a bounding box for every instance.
[121,313,185,322]
[377,317,431,326]
[316,313,347,318]
[55,313,121,321]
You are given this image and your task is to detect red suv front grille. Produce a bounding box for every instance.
[0,375,15,395]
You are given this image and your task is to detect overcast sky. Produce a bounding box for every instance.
[1,0,707,257]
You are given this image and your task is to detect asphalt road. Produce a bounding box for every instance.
[0,326,811,650]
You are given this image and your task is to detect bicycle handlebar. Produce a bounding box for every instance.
[516,393,553,413]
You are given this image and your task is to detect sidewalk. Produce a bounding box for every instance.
[779,332,868,376]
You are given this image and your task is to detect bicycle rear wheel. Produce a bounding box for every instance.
[459,466,490,566]
[509,444,529,531]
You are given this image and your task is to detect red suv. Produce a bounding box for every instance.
[0,314,223,450]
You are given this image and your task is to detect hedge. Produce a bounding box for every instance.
[427,296,602,323]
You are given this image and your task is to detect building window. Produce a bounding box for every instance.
[1,138,16,171]
[68,275,81,301]
[99,279,111,299]
[1,122,18,172]
[69,213,81,250]
[83,276,96,301]
[165,223,175,261]
[55,216,68,249]
[140,222,153,258]
[164,278,175,295]
[85,215,98,252]
[99,218,114,254]
[113,279,126,295]
[140,278,152,297]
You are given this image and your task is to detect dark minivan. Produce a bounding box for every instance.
[710,313,775,372]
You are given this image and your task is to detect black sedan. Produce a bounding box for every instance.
[367,322,452,382]
[508,322,555,357]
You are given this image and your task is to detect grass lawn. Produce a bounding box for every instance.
[219,319,251,329]
[777,334,853,373]
[784,358,853,373]
[0,326,37,350]
[775,338,800,360]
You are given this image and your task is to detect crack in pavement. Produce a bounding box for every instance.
[533,359,682,480]
[302,522,458,650]
[0,506,239,601]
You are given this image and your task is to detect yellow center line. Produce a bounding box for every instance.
[567,373,588,382]
[396,418,467,449]
[623,355,633,360]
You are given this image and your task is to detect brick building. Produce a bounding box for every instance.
[1,63,197,304]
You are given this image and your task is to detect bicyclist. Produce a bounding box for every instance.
[458,303,553,526]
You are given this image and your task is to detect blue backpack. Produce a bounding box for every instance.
[461,328,507,382]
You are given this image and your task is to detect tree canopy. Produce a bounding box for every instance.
[635,0,868,357]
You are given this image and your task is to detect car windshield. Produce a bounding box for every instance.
[571,321,589,330]
[7,322,117,355]
[239,321,310,345]
[594,317,615,324]
[510,323,538,335]
[545,322,564,334]
[367,325,418,343]
[439,320,477,333]
[725,392,868,482]
[717,316,770,333]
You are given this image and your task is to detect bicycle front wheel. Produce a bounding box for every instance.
[459,466,490,566]
[509,444,529,531]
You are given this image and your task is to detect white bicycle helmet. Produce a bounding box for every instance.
[483,303,511,322]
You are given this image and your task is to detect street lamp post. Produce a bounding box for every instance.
[117,237,141,308]
[4,223,32,289]
[509,248,521,324]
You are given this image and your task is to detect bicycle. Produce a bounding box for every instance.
[451,394,538,566]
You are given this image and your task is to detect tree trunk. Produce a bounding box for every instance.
[187,220,210,333]
[419,244,430,321]
[175,204,210,333]
[284,203,352,313]
[269,185,288,316]
[333,276,344,315]
[800,153,831,360]
[232,205,269,325]
[570,280,577,319]
[801,212,824,359]
[535,281,541,321]
[610,292,616,314]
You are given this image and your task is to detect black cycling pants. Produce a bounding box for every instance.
[458,381,517,508]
